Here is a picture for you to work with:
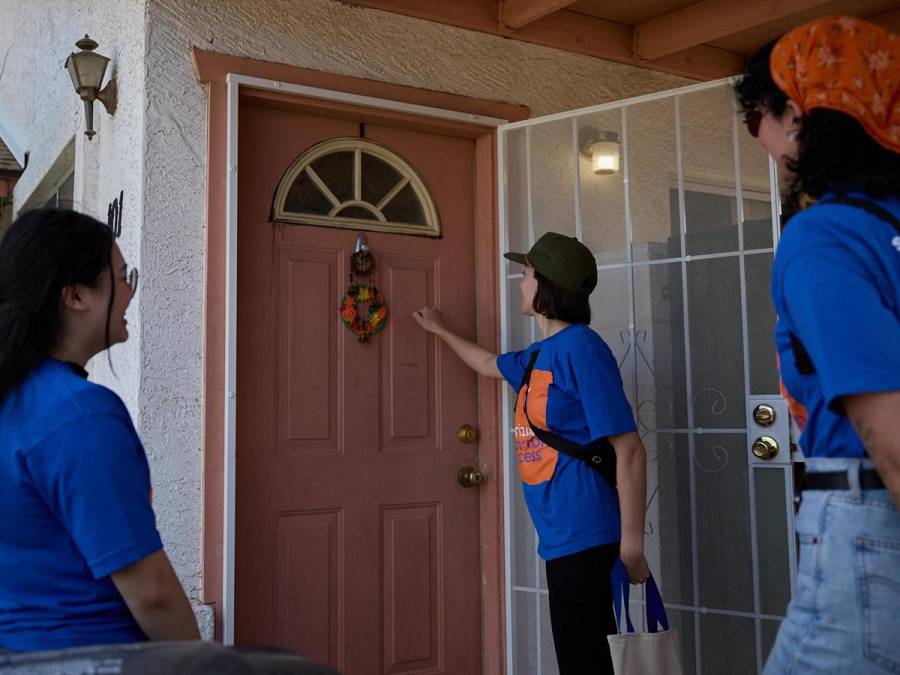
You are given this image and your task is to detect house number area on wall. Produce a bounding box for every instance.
[107,189,123,238]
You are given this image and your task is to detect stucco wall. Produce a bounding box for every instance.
[0,0,145,413]
[0,0,221,633]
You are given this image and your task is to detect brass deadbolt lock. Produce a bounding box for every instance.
[458,424,479,444]
[753,404,777,427]
[458,465,483,488]
[752,436,779,460]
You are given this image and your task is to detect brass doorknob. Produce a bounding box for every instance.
[458,424,479,444]
[753,404,777,427]
[752,436,779,460]
[458,465,483,488]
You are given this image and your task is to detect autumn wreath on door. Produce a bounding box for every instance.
[339,235,388,342]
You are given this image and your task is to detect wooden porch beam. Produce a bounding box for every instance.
[344,0,500,34]
[346,1,744,80]
[871,8,900,34]
[501,0,579,30]
[634,0,833,61]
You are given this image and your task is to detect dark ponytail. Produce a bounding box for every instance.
[0,209,114,403]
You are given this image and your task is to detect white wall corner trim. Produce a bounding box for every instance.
[0,103,29,167]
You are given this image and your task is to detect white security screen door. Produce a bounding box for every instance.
[498,79,797,675]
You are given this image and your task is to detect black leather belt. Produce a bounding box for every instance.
[804,469,885,491]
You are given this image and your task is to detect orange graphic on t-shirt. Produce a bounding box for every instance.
[514,369,558,485]
[775,352,809,432]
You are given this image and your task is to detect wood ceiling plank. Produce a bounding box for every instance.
[515,8,744,78]
[708,0,900,56]
[872,7,900,33]
[343,0,500,34]
[634,0,835,60]
[345,0,744,79]
[567,0,698,26]
[501,0,580,29]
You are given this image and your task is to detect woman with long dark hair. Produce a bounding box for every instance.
[414,232,649,674]
[0,209,199,651]
[736,16,900,673]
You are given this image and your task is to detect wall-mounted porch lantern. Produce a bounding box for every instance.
[580,128,620,175]
[64,35,117,140]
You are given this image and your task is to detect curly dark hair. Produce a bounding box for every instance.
[735,40,900,216]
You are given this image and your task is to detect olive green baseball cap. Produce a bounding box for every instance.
[504,231,597,295]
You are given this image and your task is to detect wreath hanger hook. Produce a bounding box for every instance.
[354,233,370,254]
[350,232,375,277]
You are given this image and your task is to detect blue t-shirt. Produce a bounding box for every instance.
[772,192,900,458]
[497,324,636,560]
[0,359,162,651]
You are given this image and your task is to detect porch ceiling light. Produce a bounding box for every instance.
[580,128,620,176]
[65,35,117,140]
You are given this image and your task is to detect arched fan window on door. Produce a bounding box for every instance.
[271,137,441,237]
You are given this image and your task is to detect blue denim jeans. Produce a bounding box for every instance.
[764,458,900,674]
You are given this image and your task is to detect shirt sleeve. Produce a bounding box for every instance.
[572,349,637,440]
[496,347,532,390]
[778,241,900,411]
[24,413,163,579]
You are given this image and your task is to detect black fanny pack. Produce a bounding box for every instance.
[521,349,617,487]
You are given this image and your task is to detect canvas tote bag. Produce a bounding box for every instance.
[607,559,683,675]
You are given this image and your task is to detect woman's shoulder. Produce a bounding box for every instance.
[788,194,900,235]
[778,193,900,266]
[550,324,614,362]
[16,361,132,445]
[780,202,840,242]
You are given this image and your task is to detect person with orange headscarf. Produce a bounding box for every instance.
[736,15,900,674]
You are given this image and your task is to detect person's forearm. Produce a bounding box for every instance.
[433,326,501,378]
[867,429,900,508]
[112,550,200,641]
[845,391,900,508]
[129,592,200,641]
[615,436,647,549]
[873,455,900,508]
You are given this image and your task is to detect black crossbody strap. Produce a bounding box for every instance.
[520,349,617,486]
[826,196,900,232]
[789,196,900,376]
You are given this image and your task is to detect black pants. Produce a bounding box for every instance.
[545,542,620,675]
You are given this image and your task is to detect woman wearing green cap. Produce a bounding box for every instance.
[414,231,648,674]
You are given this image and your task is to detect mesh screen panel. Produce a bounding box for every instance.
[633,263,687,430]
[700,613,758,674]
[687,257,746,429]
[746,254,779,395]
[576,110,628,264]
[695,434,754,612]
[755,467,792,616]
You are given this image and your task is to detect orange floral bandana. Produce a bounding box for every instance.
[770,16,899,153]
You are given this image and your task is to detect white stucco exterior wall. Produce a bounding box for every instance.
[0,0,145,414]
[0,0,220,634]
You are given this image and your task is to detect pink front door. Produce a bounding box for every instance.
[234,96,483,674]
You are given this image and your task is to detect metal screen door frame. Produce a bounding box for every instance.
[497,78,797,675]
